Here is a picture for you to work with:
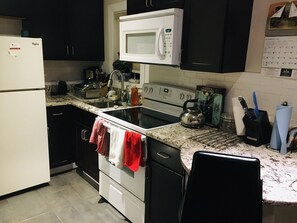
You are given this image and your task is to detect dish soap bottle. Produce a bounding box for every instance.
[126,85,131,105]
[130,86,139,106]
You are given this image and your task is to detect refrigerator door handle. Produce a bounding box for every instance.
[52,112,63,116]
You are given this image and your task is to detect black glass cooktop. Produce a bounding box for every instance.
[103,107,179,129]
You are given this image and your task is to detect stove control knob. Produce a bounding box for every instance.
[149,87,153,93]
[187,94,192,100]
[180,93,185,100]
[144,87,148,93]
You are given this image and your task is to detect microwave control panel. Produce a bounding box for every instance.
[164,28,173,57]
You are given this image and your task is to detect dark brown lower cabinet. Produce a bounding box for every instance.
[148,138,186,223]
[47,105,74,169]
[72,107,99,184]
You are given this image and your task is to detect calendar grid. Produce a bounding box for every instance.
[262,36,297,69]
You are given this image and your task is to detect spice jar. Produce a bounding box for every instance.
[130,86,139,106]
[220,113,236,132]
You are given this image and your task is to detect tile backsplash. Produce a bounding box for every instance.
[148,65,297,127]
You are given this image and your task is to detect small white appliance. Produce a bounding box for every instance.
[119,8,184,66]
[0,36,50,197]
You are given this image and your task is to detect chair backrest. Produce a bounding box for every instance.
[179,151,262,223]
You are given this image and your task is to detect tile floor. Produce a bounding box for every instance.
[0,170,128,223]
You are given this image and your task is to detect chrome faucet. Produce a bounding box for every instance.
[107,70,125,102]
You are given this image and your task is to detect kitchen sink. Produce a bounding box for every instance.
[87,100,114,108]
[73,83,108,99]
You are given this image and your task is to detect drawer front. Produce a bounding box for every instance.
[99,154,146,201]
[46,105,69,122]
[148,138,184,174]
[100,172,145,223]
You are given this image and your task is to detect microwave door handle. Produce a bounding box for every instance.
[156,28,165,60]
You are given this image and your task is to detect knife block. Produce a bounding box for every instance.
[242,109,272,147]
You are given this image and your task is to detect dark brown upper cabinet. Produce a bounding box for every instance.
[22,0,104,61]
[0,0,30,18]
[127,0,184,15]
[180,0,254,73]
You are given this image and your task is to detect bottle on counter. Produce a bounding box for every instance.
[126,85,131,105]
[130,86,139,106]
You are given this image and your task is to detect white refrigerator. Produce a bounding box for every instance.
[0,36,50,196]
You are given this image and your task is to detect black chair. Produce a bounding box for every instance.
[179,151,262,223]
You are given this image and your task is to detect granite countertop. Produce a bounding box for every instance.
[146,124,297,207]
[46,95,297,206]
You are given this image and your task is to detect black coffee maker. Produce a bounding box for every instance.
[195,86,226,127]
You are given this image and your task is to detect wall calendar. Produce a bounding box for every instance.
[262,36,297,78]
[262,36,297,69]
[262,1,297,78]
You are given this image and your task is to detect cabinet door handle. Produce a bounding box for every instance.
[149,0,154,7]
[72,46,75,56]
[145,0,149,7]
[81,130,84,140]
[157,152,171,159]
[84,129,89,141]
[81,129,89,141]
[66,45,69,55]
[52,112,63,116]
[81,129,86,141]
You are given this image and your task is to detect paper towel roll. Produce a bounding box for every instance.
[232,97,245,136]
[270,104,292,154]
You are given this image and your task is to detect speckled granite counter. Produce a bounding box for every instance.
[146,124,297,207]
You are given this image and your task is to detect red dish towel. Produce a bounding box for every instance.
[89,117,108,156]
[124,131,142,172]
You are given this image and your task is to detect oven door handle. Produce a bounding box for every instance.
[103,122,146,141]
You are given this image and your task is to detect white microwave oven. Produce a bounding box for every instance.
[119,8,184,66]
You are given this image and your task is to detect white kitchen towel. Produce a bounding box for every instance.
[270,104,292,154]
[108,125,126,168]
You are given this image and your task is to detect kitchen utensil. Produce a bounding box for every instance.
[253,91,259,118]
[238,96,255,119]
[238,96,249,116]
[180,99,205,128]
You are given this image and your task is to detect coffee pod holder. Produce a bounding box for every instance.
[242,109,272,147]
